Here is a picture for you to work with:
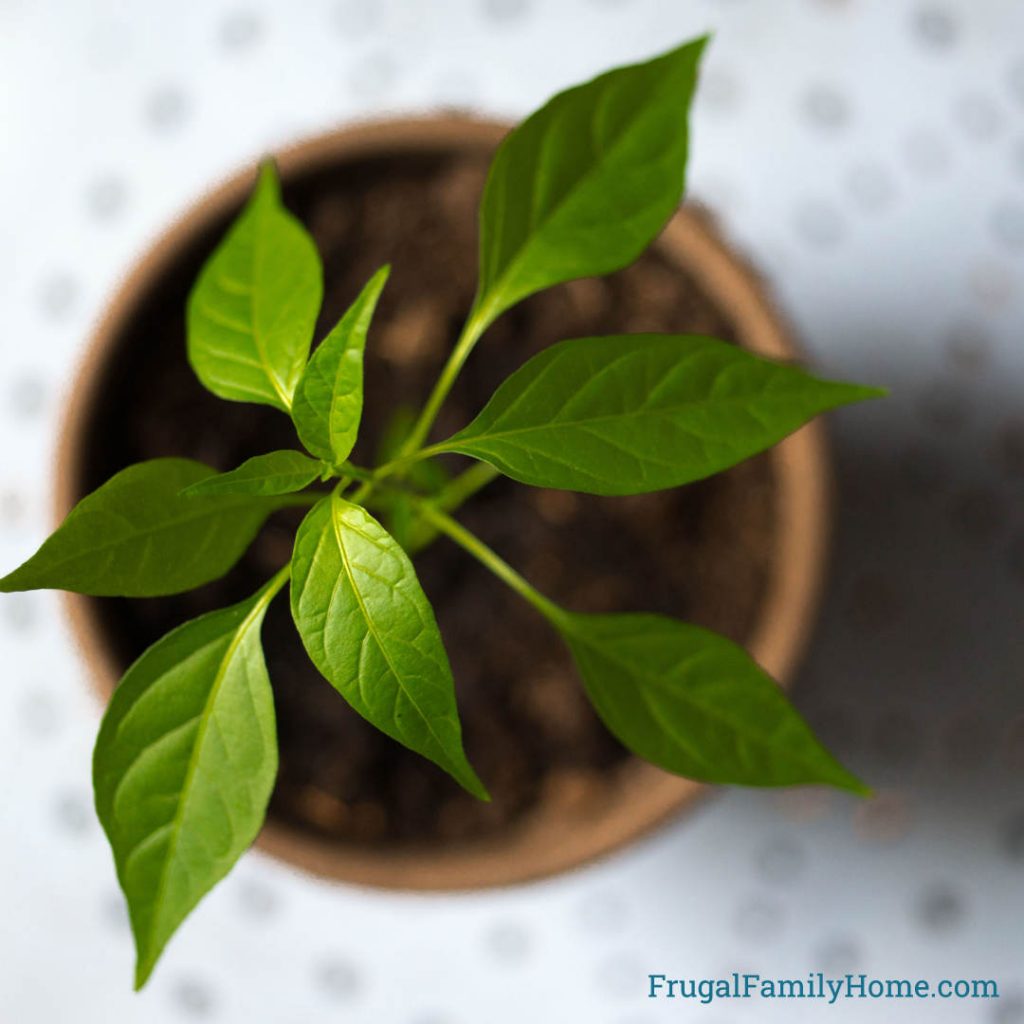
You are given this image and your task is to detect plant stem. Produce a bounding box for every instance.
[403,463,500,554]
[334,461,376,483]
[413,501,566,627]
[397,299,496,458]
[259,562,291,603]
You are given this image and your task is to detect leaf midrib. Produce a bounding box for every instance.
[141,594,269,979]
[328,497,457,772]
[250,197,293,409]
[483,56,685,306]
[569,627,835,780]
[24,493,271,580]
[451,386,814,449]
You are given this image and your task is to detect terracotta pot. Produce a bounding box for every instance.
[55,118,832,890]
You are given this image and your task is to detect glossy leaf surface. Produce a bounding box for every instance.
[440,334,883,495]
[187,162,322,411]
[94,579,282,987]
[290,495,486,799]
[559,611,867,791]
[0,459,283,596]
[292,266,389,462]
[474,38,706,324]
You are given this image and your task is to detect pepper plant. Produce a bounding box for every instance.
[2,36,882,988]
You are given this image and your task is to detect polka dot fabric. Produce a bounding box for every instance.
[1,1,1023,1020]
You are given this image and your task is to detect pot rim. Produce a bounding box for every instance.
[54,116,833,891]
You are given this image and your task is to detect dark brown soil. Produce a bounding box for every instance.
[75,145,775,848]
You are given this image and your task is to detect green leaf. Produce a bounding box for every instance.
[474,36,707,325]
[187,162,323,412]
[180,450,323,497]
[93,573,284,988]
[289,494,487,799]
[558,611,867,792]
[0,459,285,597]
[438,334,884,495]
[292,266,389,462]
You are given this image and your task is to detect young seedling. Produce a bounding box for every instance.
[2,36,883,988]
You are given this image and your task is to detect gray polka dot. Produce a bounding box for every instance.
[335,0,381,34]
[734,897,784,941]
[802,84,851,132]
[38,273,77,319]
[814,935,862,973]
[794,200,844,247]
[236,879,278,920]
[9,374,46,418]
[1008,59,1024,109]
[756,839,805,884]
[914,884,965,932]
[101,889,130,931]
[969,261,1014,308]
[1013,137,1024,179]
[433,71,478,108]
[219,10,262,50]
[315,958,363,1000]
[701,69,741,114]
[992,200,1024,251]
[483,921,530,963]
[481,0,529,21]
[953,93,1004,142]
[347,52,398,98]
[992,992,1024,1023]
[912,6,957,49]
[846,163,896,213]
[19,690,59,737]
[905,130,950,177]
[53,791,91,835]
[696,175,743,214]
[3,593,36,631]
[146,85,189,131]
[171,977,216,1017]
[86,175,127,221]
[0,490,24,527]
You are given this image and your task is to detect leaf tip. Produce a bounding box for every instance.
[459,764,491,803]
[255,158,281,203]
[133,953,156,991]
[821,761,872,798]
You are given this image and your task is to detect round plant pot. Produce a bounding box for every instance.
[56,118,831,890]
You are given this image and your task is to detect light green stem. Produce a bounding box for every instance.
[403,463,500,554]
[260,562,291,600]
[413,501,566,627]
[396,299,496,458]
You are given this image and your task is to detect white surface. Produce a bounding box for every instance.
[2,1,1024,1021]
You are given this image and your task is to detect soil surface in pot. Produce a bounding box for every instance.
[76,148,776,848]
